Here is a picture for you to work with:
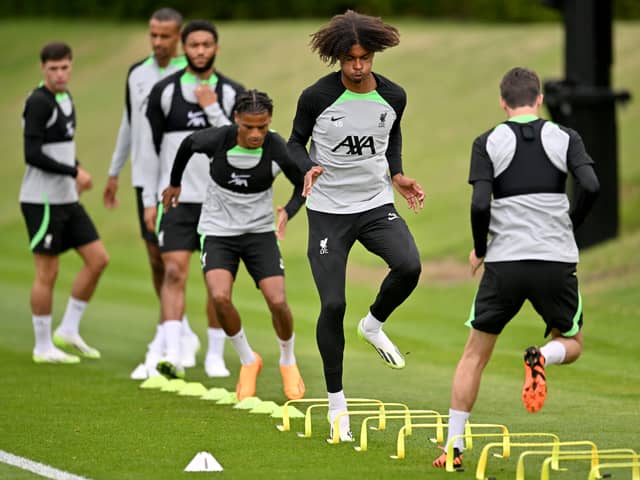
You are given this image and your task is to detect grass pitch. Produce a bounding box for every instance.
[0,18,639,479]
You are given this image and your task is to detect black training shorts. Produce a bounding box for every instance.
[21,202,99,255]
[201,231,284,287]
[135,186,158,243]
[157,203,202,253]
[468,260,583,337]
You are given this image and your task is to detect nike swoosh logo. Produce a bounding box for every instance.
[330,116,345,121]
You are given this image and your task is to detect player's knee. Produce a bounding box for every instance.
[36,266,59,286]
[321,299,346,319]
[266,295,288,315]
[395,257,422,283]
[87,251,109,275]
[211,291,232,308]
[163,262,186,286]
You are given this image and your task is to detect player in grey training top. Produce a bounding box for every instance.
[162,90,306,401]
[287,11,424,442]
[20,42,109,364]
[140,19,244,380]
[432,67,600,469]
[102,8,198,381]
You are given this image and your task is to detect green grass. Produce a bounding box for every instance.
[0,18,639,479]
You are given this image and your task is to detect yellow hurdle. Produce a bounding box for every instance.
[275,398,380,432]
[354,411,446,452]
[516,447,635,480]
[391,423,508,461]
[541,452,640,480]
[588,462,640,480]
[476,440,596,480]
[327,404,410,444]
[447,432,559,472]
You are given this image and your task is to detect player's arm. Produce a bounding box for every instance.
[274,136,306,220]
[385,87,425,211]
[197,85,232,127]
[287,89,319,173]
[565,128,600,229]
[163,127,218,209]
[23,94,78,177]
[468,134,494,274]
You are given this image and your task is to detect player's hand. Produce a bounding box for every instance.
[303,166,325,197]
[144,206,157,233]
[469,249,484,276]
[392,173,424,213]
[76,167,93,194]
[275,206,288,240]
[195,84,218,108]
[103,175,120,209]
[161,185,181,210]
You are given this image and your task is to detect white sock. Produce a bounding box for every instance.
[278,333,296,366]
[228,328,255,365]
[207,327,226,359]
[540,340,566,366]
[447,409,470,452]
[361,311,383,336]
[57,297,87,336]
[328,390,347,415]
[181,314,195,337]
[148,324,165,355]
[163,320,182,365]
[33,314,54,353]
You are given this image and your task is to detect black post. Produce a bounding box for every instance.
[542,0,630,248]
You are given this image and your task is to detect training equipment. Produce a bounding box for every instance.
[53,332,101,359]
[139,375,168,389]
[357,319,405,369]
[184,451,223,472]
[178,382,208,397]
[522,346,547,413]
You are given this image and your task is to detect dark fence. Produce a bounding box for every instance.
[2,0,639,21]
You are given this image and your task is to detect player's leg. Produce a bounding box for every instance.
[307,209,356,441]
[129,188,166,379]
[31,253,79,364]
[156,249,191,378]
[433,262,522,468]
[203,285,229,378]
[21,203,79,364]
[356,205,421,369]
[203,235,260,399]
[245,232,305,400]
[433,329,498,468]
[525,262,584,412]
[54,204,108,359]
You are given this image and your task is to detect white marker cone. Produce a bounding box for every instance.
[184,451,223,472]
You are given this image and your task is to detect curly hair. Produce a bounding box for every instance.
[235,89,273,116]
[310,10,400,65]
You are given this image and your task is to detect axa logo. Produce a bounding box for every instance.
[186,110,207,127]
[319,237,328,255]
[378,112,387,128]
[331,136,375,155]
[228,172,250,187]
